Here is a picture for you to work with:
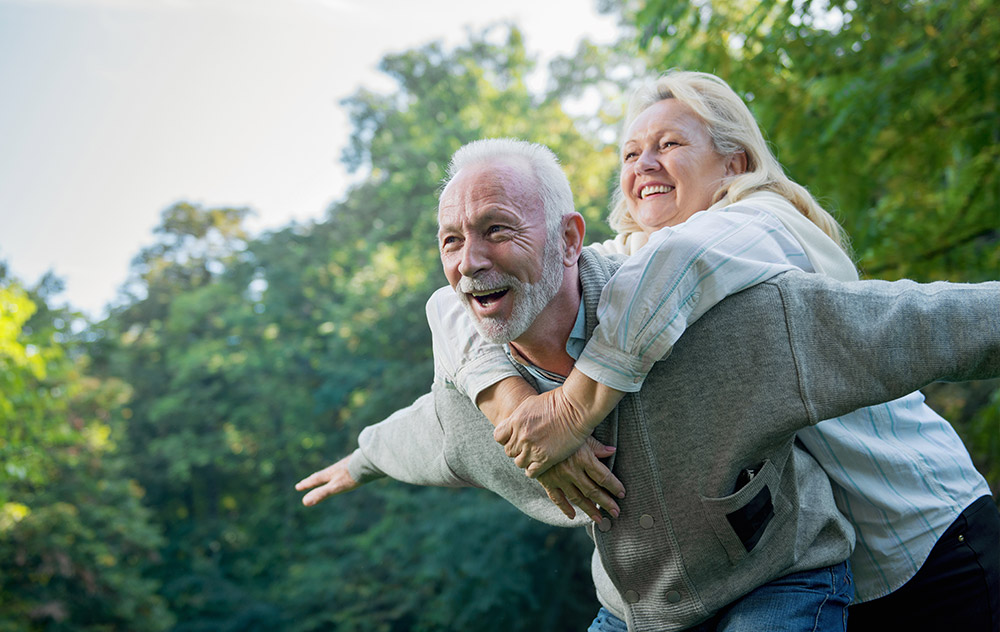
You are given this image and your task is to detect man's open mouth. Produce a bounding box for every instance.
[469,288,509,307]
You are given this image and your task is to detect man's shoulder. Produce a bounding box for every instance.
[580,246,625,285]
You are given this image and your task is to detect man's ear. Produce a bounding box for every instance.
[560,213,586,266]
[726,150,748,176]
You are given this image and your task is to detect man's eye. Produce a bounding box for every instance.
[487,225,507,236]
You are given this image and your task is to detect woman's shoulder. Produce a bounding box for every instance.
[714,190,797,215]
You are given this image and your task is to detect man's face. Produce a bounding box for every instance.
[437,161,564,344]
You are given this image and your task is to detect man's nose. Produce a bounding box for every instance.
[458,237,492,278]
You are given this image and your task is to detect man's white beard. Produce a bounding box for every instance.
[456,241,564,345]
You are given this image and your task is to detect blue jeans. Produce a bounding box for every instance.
[588,607,628,632]
[588,562,853,632]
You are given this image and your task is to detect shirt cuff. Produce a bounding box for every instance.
[574,337,658,393]
[346,446,386,485]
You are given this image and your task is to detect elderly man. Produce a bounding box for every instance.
[297,139,1000,632]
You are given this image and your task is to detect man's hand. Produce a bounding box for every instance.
[295,454,361,506]
[493,370,625,477]
[537,437,625,523]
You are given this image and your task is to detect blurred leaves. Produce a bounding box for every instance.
[0,273,171,631]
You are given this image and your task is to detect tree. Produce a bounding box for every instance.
[0,270,171,631]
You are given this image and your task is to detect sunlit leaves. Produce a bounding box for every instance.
[0,272,170,630]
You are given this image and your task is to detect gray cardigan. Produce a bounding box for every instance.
[349,248,1000,631]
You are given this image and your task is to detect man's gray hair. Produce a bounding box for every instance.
[445,138,574,237]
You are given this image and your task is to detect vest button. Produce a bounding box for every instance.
[666,590,681,604]
[624,590,640,604]
[639,514,654,529]
[597,517,612,532]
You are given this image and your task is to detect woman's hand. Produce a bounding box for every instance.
[494,370,626,477]
[537,437,625,523]
[493,387,592,476]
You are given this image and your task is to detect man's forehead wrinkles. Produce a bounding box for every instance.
[437,161,542,233]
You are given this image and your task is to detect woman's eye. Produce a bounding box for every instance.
[623,151,637,162]
[660,140,678,150]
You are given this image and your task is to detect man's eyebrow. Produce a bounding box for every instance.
[436,222,457,238]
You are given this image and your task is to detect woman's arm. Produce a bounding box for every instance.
[426,286,625,519]
[497,204,820,476]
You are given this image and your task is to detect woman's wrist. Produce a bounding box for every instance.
[561,369,626,435]
[476,376,536,427]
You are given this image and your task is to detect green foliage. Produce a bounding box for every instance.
[0,272,171,631]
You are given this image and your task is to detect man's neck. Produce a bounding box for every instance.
[508,268,581,377]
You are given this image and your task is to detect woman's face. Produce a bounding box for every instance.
[620,98,744,233]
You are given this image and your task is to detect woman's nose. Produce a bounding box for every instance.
[635,148,661,174]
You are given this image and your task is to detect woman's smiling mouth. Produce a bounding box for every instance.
[640,184,675,199]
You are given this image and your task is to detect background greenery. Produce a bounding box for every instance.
[2,1,997,629]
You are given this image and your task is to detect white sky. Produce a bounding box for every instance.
[0,0,618,318]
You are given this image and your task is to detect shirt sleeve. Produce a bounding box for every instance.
[425,285,521,402]
[348,391,468,488]
[778,274,1000,423]
[575,204,813,392]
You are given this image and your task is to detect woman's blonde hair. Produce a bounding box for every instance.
[609,70,849,252]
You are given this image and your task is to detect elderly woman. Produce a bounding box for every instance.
[431,71,998,631]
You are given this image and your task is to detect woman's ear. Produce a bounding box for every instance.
[561,213,586,266]
[726,150,748,176]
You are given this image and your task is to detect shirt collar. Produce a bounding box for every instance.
[505,300,586,391]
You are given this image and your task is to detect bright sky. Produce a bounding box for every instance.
[0,0,618,318]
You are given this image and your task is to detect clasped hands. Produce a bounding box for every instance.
[483,371,627,523]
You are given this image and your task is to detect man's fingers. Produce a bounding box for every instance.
[296,455,358,507]
[295,468,330,491]
[302,484,332,506]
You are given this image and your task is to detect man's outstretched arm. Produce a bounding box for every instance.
[295,392,463,508]
[779,272,1000,423]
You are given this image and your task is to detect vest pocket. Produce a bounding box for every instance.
[700,459,788,565]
